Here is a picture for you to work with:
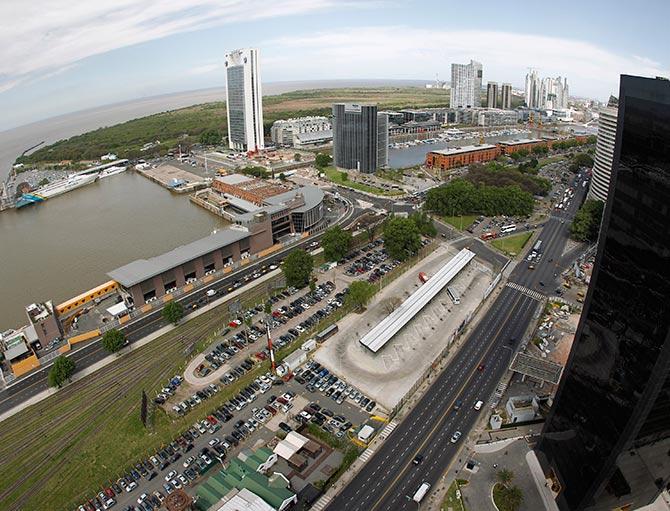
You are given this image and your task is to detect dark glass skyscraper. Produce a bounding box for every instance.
[536,75,670,511]
[332,103,388,173]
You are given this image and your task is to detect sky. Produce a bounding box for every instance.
[1,0,668,130]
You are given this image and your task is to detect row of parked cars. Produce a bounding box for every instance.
[153,375,183,405]
[296,360,376,413]
[295,400,354,438]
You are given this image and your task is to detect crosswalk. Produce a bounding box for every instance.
[506,282,545,301]
[311,494,332,511]
[380,420,397,438]
[359,448,375,463]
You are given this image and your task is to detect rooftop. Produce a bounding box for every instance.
[497,138,544,146]
[510,352,563,384]
[430,144,498,157]
[108,228,250,287]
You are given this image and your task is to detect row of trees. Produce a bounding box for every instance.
[467,164,551,196]
[570,198,604,242]
[425,178,534,218]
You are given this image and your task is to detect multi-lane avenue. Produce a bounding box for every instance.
[325,174,588,511]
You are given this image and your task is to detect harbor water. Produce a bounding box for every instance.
[0,171,224,329]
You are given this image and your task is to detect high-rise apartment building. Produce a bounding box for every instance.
[525,70,569,110]
[525,69,541,109]
[536,75,670,511]
[588,98,618,202]
[450,60,482,108]
[501,83,512,109]
[225,48,264,152]
[332,104,388,173]
[486,82,498,108]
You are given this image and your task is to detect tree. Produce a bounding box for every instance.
[570,199,604,242]
[244,317,253,343]
[101,329,126,353]
[240,166,269,179]
[410,212,436,237]
[496,469,514,486]
[162,301,184,325]
[199,129,222,145]
[282,250,314,288]
[321,226,353,262]
[502,486,524,511]
[383,296,402,314]
[340,171,348,182]
[572,152,594,168]
[293,153,302,162]
[38,177,50,187]
[383,216,422,261]
[48,356,76,388]
[315,152,332,169]
[346,281,376,311]
[309,280,317,293]
[264,301,272,315]
[278,172,287,181]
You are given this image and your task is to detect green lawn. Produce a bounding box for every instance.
[322,167,403,196]
[442,215,477,230]
[490,231,533,256]
[442,480,468,511]
[537,154,566,168]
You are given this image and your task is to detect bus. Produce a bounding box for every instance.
[500,224,516,234]
[412,482,431,503]
[480,232,497,241]
[316,324,338,343]
[533,240,542,253]
[447,286,460,305]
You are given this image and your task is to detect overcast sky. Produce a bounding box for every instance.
[1,0,668,130]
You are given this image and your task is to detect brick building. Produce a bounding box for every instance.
[425,144,500,171]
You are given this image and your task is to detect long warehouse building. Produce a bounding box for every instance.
[360,248,476,353]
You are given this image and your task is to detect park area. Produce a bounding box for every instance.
[323,167,403,196]
[442,215,477,231]
[490,231,532,257]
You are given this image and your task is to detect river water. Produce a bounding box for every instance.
[0,79,425,330]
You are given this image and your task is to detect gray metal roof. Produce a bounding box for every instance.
[4,342,29,361]
[108,228,251,287]
[510,352,563,384]
[265,186,324,214]
[295,130,333,142]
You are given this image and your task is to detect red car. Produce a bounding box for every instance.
[206,415,218,425]
[477,363,485,372]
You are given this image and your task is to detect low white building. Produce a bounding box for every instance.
[270,116,332,147]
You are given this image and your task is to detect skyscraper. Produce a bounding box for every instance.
[486,82,498,108]
[450,60,482,108]
[588,97,619,202]
[525,69,541,109]
[501,83,512,109]
[225,48,264,152]
[536,75,670,511]
[332,104,388,173]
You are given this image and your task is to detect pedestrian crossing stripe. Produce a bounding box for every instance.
[359,448,375,462]
[506,282,544,301]
[311,494,332,511]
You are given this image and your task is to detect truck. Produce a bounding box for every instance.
[412,482,431,503]
[418,272,429,284]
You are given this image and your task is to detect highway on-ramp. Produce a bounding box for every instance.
[325,174,588,511]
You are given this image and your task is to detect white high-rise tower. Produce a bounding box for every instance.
[450,60,482,108]
[225,48,264,152]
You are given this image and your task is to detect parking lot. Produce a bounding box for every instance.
[314,243,495,411]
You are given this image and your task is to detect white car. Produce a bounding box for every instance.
[206,289,217,297]
[137,493,148,504]
[165,470,177,482]
[450,431,462,443]
[474,400,484,411]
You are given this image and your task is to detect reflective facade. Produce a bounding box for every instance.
[536,75,670,511]
[332,104,388,173]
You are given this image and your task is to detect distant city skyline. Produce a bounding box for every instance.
[1,0,669,129]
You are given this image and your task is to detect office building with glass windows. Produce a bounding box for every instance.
[536,75,670,511]
[225,48,264,152]
[332,103,388,173]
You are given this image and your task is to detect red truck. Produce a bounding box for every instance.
[418,272,429,284]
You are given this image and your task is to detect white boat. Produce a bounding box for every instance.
[99,166,127,179]
[33,173,98,199]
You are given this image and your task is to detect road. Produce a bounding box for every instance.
[325,174,588,511]
[0,197,357,417]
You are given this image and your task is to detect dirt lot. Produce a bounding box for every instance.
[314,244,495,411]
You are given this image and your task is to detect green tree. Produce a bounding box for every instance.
[309,279,317,293]
[38,177,49,187]
[340,171,348,182]
[101,329,126,353]
[570,199,604,242]
[409,212,436,237]
[162,301,184,325]
[199,129,222,145]
[383,216,422,261]
[346,281,376,311]
[278,172,287,181]
[572,152,594,168]
[293,153,302,162]
[48,356,76,388]
[321,226,353,262]
[531,145,549,155]
[264,301,272,315]
[240,166,269,179]
[282,250,314,288]
[315,152,332,169]
[497,469,514,485]
[503,486,524,511]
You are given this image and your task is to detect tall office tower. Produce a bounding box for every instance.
[332,104,388,173]
[224,48,264,152]
[536,75,670,511]
[501,83,512,109]
[486,82,498,108]
[561,79,569,108]
[588,97,619,202]
[525,69,541,108]
[450,60,483,108]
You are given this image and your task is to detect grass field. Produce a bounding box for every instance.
[441,215,478,230]
[442,480,468,511]
[0,280,285,511]
[490,231,533,256]
[18,87,450,166]
[323,167,403,196]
